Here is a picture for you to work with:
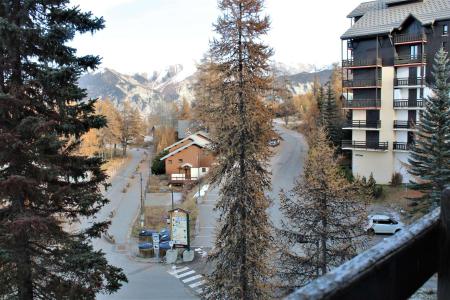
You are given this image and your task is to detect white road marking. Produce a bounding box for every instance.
[175,270,196,279]
[182,274,203,283]
[189,280,207,288]
[168,267,189,275]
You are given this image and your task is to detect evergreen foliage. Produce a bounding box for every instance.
[203,0,274,298]
[408,48,450,208]
[0,1,127,298]
[151,150,169,175]
[278,129,368,292]
[321,83,342,147]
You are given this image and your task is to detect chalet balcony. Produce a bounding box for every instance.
[393,99,424,109]
[393,142,413,151]
[343,99,381,109]
[342,58,382,69]
[342,78,382,89]
[286,188,450,300]
[169,174,199,185]
[393,33,427,45]
[394,77,425,87]
[343,120,381,129]
[394,54,426,66]
[393,120,419,130]
[342,140,388,151]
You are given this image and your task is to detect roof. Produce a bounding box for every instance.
[160,141,209,161]
[342,0,450,39]
[163,131,210,152]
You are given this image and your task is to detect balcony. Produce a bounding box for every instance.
[394,120,419,130]
[287,188,450,300]
[343,120,381,129]
[393,99,424,109]
[393,142,413,151]
[343,78,382,89]
[343,99,381,109]
[394,54,426,66]
[342,140,388,151]
[394,77,425,87]
[342,58,382,69]
[393,33,427,45]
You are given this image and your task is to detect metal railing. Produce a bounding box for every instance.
[342,140,388,151]
[394,54,426,65]
[287,189,450,300]
[393,33,427,44]
[393,99,424,108]
[393,142,413,151]
[343,120,381,129]
[394,120,418,129]
[394,77,425,86]
[343,78,382,88]
[169,175,199,183]
[342,58,382,68]
[343,99,381,109]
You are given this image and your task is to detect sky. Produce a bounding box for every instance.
[70,0,362,75]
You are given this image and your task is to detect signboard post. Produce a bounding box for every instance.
[168,208,190,250]
[152,232,160,259]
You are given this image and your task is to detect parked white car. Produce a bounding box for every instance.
[366,215,403,235]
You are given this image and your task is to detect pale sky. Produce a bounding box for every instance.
[70,0,362,74]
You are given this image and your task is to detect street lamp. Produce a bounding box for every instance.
[169,184,174,210]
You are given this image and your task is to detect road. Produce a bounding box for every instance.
[79,148,196,300]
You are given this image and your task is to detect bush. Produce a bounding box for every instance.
[359,173,383,199]
[390,172,403,186]
[151,150,169,175]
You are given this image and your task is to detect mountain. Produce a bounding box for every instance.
[78,64,333,115]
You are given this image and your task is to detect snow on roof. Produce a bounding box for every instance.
[163,131,211,152]
[160,141,209,161]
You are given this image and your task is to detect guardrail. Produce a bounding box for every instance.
[394,55,426,65]
[394,120,418,129]
[342,140,388,151]
[393,99,424,108]
[393,33,427,44]
[394,77,425,86]
[342,58,382,68]
[343,120,381,129]
[343,79,382,88]
[343,100,381,109]
[286,188,450,300]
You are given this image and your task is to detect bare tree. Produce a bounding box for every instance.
[117,101,141,156]
[203,0,274,299]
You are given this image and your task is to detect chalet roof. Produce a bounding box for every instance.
[160,141,209,161]
[163,131,210,152]
[342,0,450,39]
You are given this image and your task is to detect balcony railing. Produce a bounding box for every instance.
[343,99,381,109]
[394,77,425,86]
[287,189,450,300]
[342,58,382,68]
[393,33,427,44]
[343,120,381,129]
[393,142,413,151]
[393,99,424,108]
[394,120,418,129]
[343,78,382,88]
[394,54,426,65]
[342,140,388,151]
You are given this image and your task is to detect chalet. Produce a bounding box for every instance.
[160,132,214,184]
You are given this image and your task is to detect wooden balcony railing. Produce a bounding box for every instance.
[394,77,425,86]
[342,58,382,68]
[393,99,424,108]
[343,78,382,88]
[394,54,426,65]
[343,99,381,109]
[343,120,381,129]
[393,33,427,44]
[286,188,450,300]
[394,120,418,129]
[342,140,388,151]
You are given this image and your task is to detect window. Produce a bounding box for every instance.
[178,159,183,163]
[443,42,448,51]
[202,167,207,172]
[168,160,173,165]
[410,45,419,59]
[444,24,449,36]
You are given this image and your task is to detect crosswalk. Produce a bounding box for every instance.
[168,266,206,295]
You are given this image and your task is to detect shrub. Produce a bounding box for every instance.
[151,150,169,175]
[390,172,403,186]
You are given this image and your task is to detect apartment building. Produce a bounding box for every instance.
[341,0,450,184]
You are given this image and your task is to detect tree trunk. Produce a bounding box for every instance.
[17,237,33,300]
[122,143,127,157]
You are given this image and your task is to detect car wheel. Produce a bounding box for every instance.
[395,229,401,234]
[367,228,375,236]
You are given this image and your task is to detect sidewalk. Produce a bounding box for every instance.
[192,187,219,249]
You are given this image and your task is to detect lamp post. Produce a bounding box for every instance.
[170,184,174,210]
[140,172,144,228]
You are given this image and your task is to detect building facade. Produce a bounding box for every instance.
[341,0,450,183]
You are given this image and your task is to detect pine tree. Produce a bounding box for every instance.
[277,129,368,292]
[321,83,342,147]
[203,0,274,299]
[408,48,450,208]
[0,1,127,298]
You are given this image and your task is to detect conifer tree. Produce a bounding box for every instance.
[0,1,126,298]
[408,48,450,208]
[321,83,342,147]
[277,129,367,292]
[203,0,274,299]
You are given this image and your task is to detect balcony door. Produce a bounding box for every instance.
[408,88,418,106]
[408,110,417,125]
[410,45,419,59]
[366,131,379,148]
[409,67,418,84]
[366,110,380,128]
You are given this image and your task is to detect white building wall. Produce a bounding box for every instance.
[394,152,411,183]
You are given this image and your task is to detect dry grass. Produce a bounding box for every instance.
[102,155,131,179]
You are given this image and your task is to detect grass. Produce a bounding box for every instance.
[102,155,131,179]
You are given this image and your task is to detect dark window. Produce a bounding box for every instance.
[443,42,448,51]
[202,168,206,172]
[444,24,449,35]
[178,159,183,163]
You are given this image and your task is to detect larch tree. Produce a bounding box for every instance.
[0,1,127,299]
[408,47,450,208]
[277,129,368,292]
[179,97,192,120]
[117,100,141,156]
[96,99,121,158]
[203,0,274,299]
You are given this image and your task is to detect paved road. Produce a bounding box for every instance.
[78,148,195,300]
